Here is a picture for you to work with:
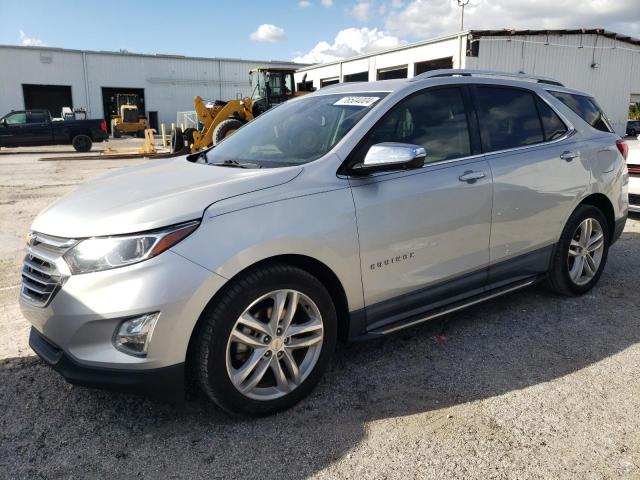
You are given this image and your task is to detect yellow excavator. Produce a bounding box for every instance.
[174,68,311,153]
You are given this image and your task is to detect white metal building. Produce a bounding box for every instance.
[0,45,304,130]
[295,29,640,135]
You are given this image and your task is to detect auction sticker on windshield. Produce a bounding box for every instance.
[333,96,380,107]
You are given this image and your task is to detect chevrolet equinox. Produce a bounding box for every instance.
[21,69,629,416]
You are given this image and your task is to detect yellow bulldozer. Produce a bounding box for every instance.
[174,68,311,153]
[110,93,148,138]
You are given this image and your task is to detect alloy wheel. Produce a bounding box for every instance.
[225,289,324,400]
[567,217,605,286]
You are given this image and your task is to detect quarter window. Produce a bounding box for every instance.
[549,91,613,133]
[474,87,544,152]
[357,87,471,163]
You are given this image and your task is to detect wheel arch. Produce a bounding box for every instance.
[578,193,615,239]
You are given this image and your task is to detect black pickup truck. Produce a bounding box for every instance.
[0,109,108,152]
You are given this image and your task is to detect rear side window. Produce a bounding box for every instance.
[549,91,613,133]
[28,112,48,123]
[474,87,544,152]
[535,98,568,141]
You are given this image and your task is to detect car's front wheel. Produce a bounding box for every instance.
[192,263,337,416]
[548,204,609,295]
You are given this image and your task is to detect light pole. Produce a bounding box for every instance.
[457,0,469,31]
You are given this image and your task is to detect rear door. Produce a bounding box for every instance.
[348,86,494,330]
[470,85,590,286]
[26,111,52,144]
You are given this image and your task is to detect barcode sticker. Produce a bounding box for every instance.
[333,96,380,107]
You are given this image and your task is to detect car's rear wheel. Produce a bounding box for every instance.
[72,134,92,152]
[547,205,609,295]
[193,263,337,416]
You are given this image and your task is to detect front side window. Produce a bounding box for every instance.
[205,92,388,168]
[550,91,613,133]
[4,112,27,125]
[475,87,544,152]
[354,87,471,163]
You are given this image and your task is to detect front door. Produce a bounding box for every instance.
[348,86,493,330]
[0,112,29,147]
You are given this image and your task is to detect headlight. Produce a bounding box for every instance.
[63,220,199,274]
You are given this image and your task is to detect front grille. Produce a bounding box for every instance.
[21,233,77,307]
[629,193,640,206]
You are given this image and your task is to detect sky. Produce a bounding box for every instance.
[0,0,639,64]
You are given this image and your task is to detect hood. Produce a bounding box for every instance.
[32,156,301,238]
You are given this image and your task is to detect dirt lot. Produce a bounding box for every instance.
[1,140,639,479]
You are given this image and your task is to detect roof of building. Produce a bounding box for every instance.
[0,44,309,67]
[296,28,640,72]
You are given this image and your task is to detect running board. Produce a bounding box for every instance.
[367,278,537,336]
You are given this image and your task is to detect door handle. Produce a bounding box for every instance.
[458,170,487,183]
[560,150,580,161]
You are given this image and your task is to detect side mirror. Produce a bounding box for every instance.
[350,142,426,175]
[0,119,6,127]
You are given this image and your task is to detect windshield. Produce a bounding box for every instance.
[205,92,388,168]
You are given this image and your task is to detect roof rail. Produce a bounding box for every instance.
[411,69,564,87]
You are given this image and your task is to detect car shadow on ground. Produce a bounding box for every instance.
[1,231,638,479]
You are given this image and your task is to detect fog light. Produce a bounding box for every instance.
[113,312,159,357]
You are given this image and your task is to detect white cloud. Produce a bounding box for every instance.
[292,27,404,63]
[250,24,286,43]
[385,0,640,39]
[321,0,333,6]
[19,30,45,47]
[299,0,311,7]
[351,2,372,21]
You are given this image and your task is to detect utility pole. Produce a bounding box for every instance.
[457,0,469,31]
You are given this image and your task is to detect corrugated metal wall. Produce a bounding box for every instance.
[0,46,302,127]
[466,33,640,134]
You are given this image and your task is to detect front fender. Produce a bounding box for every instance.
[171,186,364,311]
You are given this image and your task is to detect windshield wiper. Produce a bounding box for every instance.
[209,159,261,169]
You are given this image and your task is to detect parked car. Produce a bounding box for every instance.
[627,147,640,212]
[627,120,640,137]
[0,109,107,152]
[20,70,628,416]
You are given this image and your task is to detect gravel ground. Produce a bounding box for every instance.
[1,140,639,479]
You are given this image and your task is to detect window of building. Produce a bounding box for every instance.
[377,66,408,81]
[344,72,369,82]
[320,77,339,88]
[414,57,453,76]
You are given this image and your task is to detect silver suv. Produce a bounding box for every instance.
[20,70,629,416]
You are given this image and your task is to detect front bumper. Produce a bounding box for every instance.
[29,327,185,401]
[20,249,226,372]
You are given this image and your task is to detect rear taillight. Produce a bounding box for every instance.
[100,120,107,132]
[616,139,628,160]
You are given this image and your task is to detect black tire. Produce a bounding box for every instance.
[183,127,196,149]
[192,263,337,416]
[171,127,185,154]
[112,126,121,138]
[547,204,610,296]
[630,129,637,137]
[72,134,92,152]
[136,129,145,138]
[213,118,243,145]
